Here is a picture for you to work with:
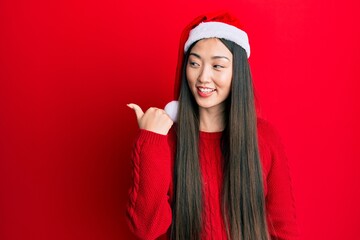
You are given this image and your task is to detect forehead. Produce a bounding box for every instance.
[190,38,232,58]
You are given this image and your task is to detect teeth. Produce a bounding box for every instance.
[199,87,215,93]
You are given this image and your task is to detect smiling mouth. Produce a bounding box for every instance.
[196,87,216,97]
[197,87,216,93]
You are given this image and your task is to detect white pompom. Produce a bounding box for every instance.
[164,100,179,122]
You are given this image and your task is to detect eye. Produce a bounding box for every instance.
[213,65,224,69]
[189,61,200,68]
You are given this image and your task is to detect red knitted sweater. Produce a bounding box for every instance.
[126,119,298,240]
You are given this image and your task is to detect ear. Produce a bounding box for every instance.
[164,100,179,122]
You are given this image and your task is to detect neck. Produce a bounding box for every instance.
[199,105,225,132]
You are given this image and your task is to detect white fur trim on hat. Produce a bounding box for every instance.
[164,100,179,122]
[184,22,250,58]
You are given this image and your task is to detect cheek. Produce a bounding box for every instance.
[216,72,232,90]
[186,68,196,85]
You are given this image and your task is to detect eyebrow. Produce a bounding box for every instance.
[189,52,230,61]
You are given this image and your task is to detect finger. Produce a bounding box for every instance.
[127,103,144,121]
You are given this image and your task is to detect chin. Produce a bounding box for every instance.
[195,97,227,111]
[196,100,218,109]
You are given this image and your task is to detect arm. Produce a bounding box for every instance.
[126,129,173,240]
[260,121,299,240]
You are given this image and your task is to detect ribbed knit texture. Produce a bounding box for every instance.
[126,119,298,240]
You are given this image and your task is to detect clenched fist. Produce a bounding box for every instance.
[127,103,174,135]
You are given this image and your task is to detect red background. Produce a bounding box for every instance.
[1,0,359,239]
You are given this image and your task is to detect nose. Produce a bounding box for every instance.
[197,65,212,84]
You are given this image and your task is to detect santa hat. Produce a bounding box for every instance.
[165,11,250,122]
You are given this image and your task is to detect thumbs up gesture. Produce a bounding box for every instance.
[127,103,174,135]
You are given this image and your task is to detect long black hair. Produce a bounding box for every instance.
[171,38,268,240]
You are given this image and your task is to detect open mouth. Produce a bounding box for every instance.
[197,87,216,97]
[197,87,216,93]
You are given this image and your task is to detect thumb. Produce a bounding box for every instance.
[127,103,144,121]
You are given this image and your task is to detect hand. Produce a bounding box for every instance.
[127,103,174,135]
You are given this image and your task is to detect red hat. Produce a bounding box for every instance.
[173,11,250,99]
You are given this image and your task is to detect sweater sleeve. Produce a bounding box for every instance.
[259,121,299,240]
[126,129,174,240]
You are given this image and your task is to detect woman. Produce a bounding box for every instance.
[126,11,298,240]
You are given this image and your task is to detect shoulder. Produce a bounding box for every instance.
[257,118,279,139]
[257,117,284,151]
[257,118,288,172]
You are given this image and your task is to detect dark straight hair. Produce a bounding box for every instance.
[171,39,268,240]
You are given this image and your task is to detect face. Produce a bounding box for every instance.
[186,38,233,112]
